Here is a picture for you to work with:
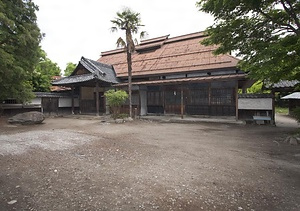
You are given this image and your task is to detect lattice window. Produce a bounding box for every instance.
[211,88,235,105]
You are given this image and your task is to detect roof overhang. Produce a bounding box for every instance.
[52,74,116,87]
[115,74,248,87]
[281,92,300,100]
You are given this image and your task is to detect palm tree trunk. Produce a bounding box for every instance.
[126,29,134,118]
[126,48,133,118]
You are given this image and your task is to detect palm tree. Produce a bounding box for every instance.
[111,8,146,118]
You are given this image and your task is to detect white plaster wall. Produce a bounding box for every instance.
[59,98,79,107]
[140,90,147,116]
[238,98,272,110]
[30,98,41,104]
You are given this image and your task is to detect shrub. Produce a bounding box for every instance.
[117,113,129,119]
[291,107,300,123]
[104,89,128,119]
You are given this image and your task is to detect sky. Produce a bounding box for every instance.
[33,0,214,71]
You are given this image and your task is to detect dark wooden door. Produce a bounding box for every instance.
[42,97,58,115]
[164,87,182,114]
[94,92,105,113]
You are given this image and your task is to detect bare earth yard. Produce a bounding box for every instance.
[0,117,299,211]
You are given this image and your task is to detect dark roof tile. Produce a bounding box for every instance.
[52,57,120,86]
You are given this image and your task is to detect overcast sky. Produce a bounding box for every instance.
[33,0,214,71]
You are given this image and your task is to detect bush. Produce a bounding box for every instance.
[104,89,128,119]
[291,107,300,123]
[117,113,129,119]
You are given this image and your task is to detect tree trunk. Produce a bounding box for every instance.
[126,48,132,118]
[126,30,134,118]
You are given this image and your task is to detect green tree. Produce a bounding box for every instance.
[197,0,300,83]
[31,49,61,92]
[64,62,76,76]
[104,89,128,119]
[111,8,146,118]
[0,0,42,103]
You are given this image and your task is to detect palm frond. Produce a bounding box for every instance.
[111,8,146,50]
[116,37,126,48]
[110,27,118,33]
[140,31,148,40]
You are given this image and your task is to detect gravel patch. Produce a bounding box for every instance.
[0,130,95,155]
[0,117,299,210]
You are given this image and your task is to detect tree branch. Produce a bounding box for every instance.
[281,0,300,32]
[256,6,298,35]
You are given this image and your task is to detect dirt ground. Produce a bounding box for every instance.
[0,116,299,211]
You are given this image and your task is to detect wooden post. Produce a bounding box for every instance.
[181,84,184,119]
[162,85,165,114]
[96,81,100,116]
[71,86,74,115]
[235,81,239,121]
[208,83,211,115]
[271,90,275,125]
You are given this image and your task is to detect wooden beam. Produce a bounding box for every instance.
[235,81,239,121]
[96,81,100,116]
[71,86,74,115]
[181,84,184,119]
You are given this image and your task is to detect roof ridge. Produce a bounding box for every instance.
[165,31,206,43]
[81,57,105,76]
[101,48,125,56]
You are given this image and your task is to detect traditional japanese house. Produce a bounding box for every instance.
[52,57,119,115]
[98,32,252,118]
[52,31,253,118]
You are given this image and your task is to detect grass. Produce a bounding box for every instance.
[275,106,289,115]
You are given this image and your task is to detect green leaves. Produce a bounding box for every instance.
[105,89,128,119]
[31,49,62,92]
[64,62,76,76]
[105,89,128,107]
[0,0,42,102]
[197,0,300,83]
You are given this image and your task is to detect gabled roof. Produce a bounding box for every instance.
[52,57,120,86]
[281,92,300,100]
[98,32,240,78]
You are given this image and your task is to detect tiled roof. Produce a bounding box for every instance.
[98,32,239,78]
[52,74,95,86]
[238,93,272,99]
[115,74,246,86]
[34,92,78,98]
[52,57,120,86]
[270,80,299,89]
[281,92,300,100]
[50,76,71,91]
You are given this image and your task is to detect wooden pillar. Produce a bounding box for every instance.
[271,90,275,125]
[71,86,74,115]
[235,81,239,121]
[208,83,211,115]
[181,84,184,119]
[96,81,100,116]
[162,85,165,114]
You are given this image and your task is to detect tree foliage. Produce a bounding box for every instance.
[291,107,300,123]
[31,49,61,92]
[197,0,300,83]
[0,0,42,102]
[111,8,146,118]
[64,62,76,76]
[104,89,128,119]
